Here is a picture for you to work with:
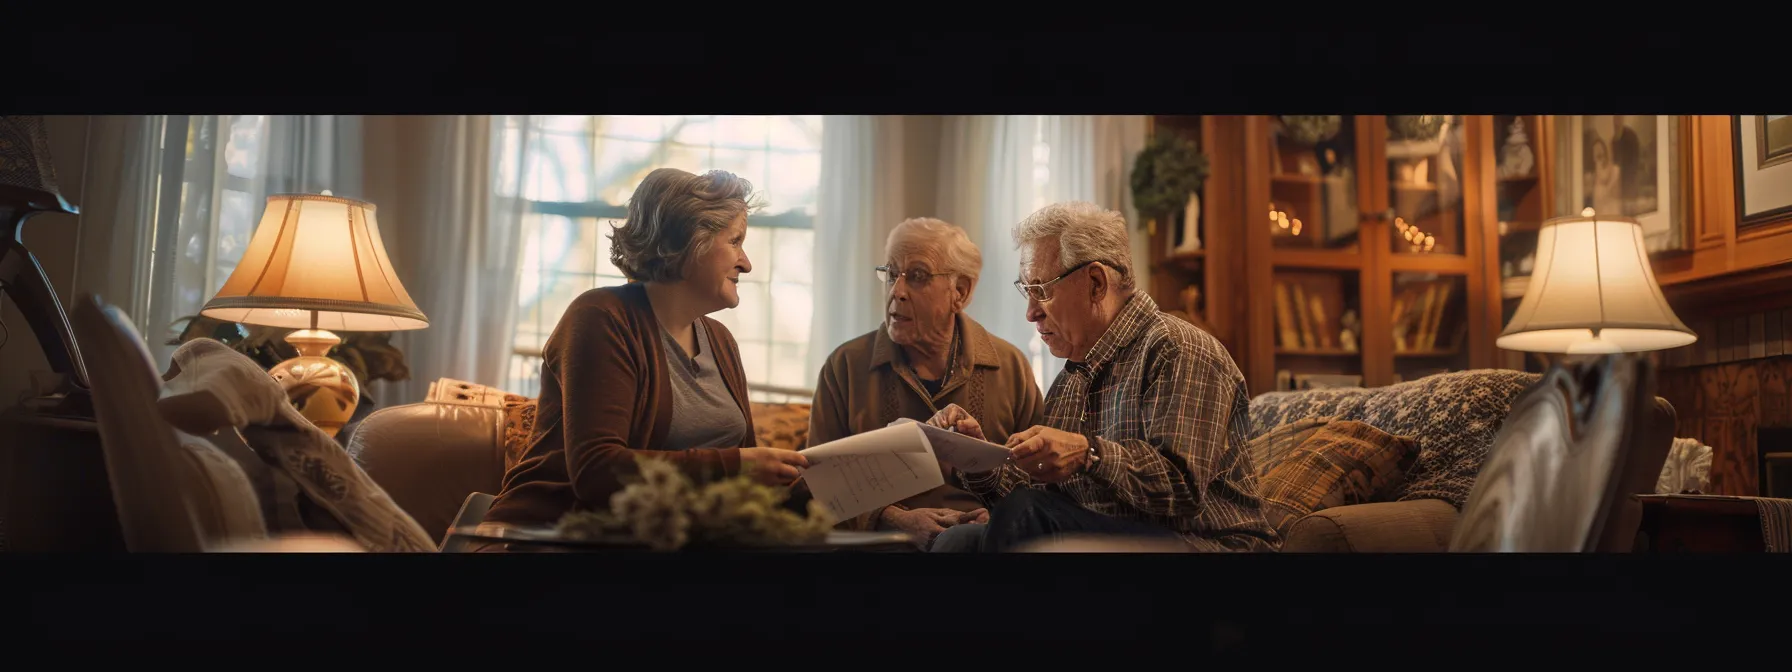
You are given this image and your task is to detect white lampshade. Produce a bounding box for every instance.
[200,192,428,332]
[1497,209,1695,354]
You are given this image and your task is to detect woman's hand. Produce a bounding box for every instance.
[739,447,809,486]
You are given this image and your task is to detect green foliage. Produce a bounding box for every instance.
[556,455,834,551]
[168,315,411,386]
[1129,132,1210,226]
[1277,115,1343,145]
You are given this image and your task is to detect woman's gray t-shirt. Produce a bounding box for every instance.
[658,319,750,451]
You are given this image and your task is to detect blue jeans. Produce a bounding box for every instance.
[927,488,1181,552]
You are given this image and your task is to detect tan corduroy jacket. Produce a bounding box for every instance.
[808,312,1045,530]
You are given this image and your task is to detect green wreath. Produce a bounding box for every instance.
[1130,133,1209,227]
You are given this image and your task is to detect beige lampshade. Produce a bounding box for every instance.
[200,192,428,332]
[1497,209,1695,354]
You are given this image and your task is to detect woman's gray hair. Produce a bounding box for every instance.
[886,216,983,299]
[1011,201,1135,292]
[609,167,764,282]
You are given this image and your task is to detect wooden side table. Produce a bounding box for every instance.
[0,408,126,551]
[1633,494,1769,552]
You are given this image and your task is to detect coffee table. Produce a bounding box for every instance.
[445,522,917,553]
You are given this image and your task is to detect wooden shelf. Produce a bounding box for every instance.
[1271,173,1346,186]
[1661,260,1792,316]
[1395,348,1463,358]
[1277,348,1359,357]
[1271,249,1362,270]
[1155,250,1204,273]
[1387,253,1474,273]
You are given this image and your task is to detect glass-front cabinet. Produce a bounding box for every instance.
[1242,115,1505,393]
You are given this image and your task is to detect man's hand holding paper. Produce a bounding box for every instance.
[892,414,1013,474]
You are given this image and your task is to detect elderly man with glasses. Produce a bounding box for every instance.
[925,201,1280,553]
[807,217,1046,550]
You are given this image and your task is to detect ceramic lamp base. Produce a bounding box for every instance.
[268,328,359,437]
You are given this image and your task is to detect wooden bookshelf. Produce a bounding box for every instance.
[1225,115,1502,393]
[1487,115,1557,375]
[1143,116,1248,369]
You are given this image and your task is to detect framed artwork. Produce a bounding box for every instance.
[1553,115,1691,255]
[1733,115,1792,230]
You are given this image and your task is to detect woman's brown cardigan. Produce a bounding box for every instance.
[483,282,757,527]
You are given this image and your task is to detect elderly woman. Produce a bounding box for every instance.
[482,168,810,533]
[808,217,1045,549]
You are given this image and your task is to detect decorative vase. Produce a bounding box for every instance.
[1498,118,1535,179]
[268,329,360,437]
[1174,192,1202,253]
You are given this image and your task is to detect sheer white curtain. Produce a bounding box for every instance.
[1036,115,1150,383]
[806,115,912,385]
[85,114,538,406]
[933,115,1149,389]
[381,115,532,403]
[76,116,165,326]
[937,115,1041,386]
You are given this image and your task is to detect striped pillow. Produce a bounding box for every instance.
[1248,416,1337,476]
[1257,420,1420,537]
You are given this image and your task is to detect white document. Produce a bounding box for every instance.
[888,418,1014,473]
[798,423,944,523]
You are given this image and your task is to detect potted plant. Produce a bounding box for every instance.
[1130,132,1210,251]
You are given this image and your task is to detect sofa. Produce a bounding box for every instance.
[1247,369,1676,552]
[347,370,1679,552]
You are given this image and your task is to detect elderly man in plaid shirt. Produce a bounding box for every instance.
[926,201,1280,553]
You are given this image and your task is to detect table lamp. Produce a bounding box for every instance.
[199,191,427,436]
[1497,208,1696,355]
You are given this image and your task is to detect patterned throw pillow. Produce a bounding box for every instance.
[426,377,536,471]
[501,398,539,471]
[1257,420,1421,537]
[751,402,812,450]
[1247,369,1543,509]
[1247,416,1337,476]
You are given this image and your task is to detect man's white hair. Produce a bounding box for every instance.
[885,216,983,299]
[1011,201,1135,292]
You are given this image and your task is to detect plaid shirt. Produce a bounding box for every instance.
[958,292,1280,552]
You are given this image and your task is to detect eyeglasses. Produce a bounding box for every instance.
[1013,260,1108,302]
[876,265,952,289]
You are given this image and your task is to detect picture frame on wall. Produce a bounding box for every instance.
[1553,115,1692,255]
[1733,115,1792,231]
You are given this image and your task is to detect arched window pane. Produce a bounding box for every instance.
[505,115,824,398]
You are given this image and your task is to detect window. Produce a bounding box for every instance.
[152,115,271,355]
[504,116,824,400]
